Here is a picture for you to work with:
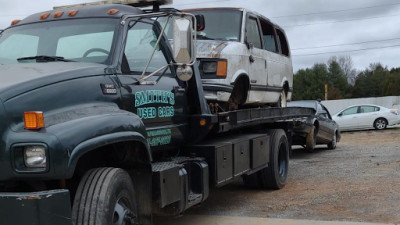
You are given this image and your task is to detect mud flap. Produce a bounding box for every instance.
[0,189,71,225]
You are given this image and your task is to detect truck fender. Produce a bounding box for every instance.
[45,108,151,178]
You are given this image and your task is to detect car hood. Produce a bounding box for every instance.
[196,40,229,58]
[0,62,108,100]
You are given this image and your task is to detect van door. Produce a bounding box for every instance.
[259,18,282,102]
[245,14,267,103]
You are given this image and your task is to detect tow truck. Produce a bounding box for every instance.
[0,1,314,224]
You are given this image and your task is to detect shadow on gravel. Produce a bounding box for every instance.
[290,146,333,159]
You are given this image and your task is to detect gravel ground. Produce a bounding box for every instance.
[172,128,400,224]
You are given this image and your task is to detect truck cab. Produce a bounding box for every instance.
[184,8,293,111]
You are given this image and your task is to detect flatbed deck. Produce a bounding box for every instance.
[214,107,315,133]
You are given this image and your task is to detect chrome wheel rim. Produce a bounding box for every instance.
[113,197,137,225]
[376,120,386,129]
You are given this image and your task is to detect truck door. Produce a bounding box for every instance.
[117,19,188,150]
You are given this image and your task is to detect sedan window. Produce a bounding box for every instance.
[342,107,358,116]
[360,106,376,113]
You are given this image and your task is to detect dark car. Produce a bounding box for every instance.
[288,100,340,152]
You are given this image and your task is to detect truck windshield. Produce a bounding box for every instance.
[189,10,242,41]
[0,18,118,65]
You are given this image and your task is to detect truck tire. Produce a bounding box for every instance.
[72,167,138,225]
[243,130,289,189]
[260,129,289,189]
[305,125,317,152]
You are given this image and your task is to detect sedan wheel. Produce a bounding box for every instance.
[374,118,387,130]
[305,125,317,152]
[327,132,337,150]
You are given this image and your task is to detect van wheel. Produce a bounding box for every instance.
[276,89,287,108]
[227,77,249,111]
[72,168,138,225]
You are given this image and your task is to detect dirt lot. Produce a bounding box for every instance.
[158,128,400,224]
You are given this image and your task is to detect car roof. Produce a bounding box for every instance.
[342,104,386,109]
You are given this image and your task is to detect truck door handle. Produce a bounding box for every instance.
[173,87,185,93]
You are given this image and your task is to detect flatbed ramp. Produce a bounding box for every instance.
[155,215,393,225]
[215,107,315,133]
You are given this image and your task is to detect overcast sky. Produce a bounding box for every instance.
[1,0,400,72]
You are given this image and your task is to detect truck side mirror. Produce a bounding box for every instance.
[172,16,195,81]
[195,15,205,31]
[172,17,194,64]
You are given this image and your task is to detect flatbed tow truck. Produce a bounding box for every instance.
[0,1,314,225]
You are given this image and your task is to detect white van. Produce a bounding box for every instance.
[184,8,293,111]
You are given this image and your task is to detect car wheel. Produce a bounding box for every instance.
[327,131,337,150]
[374,118,387,130]
[305,125,317,152]
[72,167,138,225]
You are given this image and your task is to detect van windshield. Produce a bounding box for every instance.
[0,18,118,65]
[189,10,242,42]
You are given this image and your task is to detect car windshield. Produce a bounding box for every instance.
[189,9,242,41]
[0,18,118,65]
[287,101,317,110]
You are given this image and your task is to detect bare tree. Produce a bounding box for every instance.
[338,56,357,86]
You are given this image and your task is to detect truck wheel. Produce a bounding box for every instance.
[260,129,289,189]
[305,125,317,152]
[72,167,138,225]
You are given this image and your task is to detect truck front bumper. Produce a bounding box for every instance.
[0,189,71,225]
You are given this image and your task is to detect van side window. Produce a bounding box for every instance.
[276,29,289,56]
[246,17,262,49]
[259,19,277,52]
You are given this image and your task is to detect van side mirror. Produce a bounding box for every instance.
[195,14,205,31]
[338,113,342,117]
[172,16,194,64]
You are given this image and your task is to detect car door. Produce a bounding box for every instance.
[245,14,267,102]
[117,19,188,150]
[319,105,336,142]
[358,105,378,129]
[315,104,331,142]
[336,106,359,130]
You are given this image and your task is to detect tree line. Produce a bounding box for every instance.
[292,56,400,101]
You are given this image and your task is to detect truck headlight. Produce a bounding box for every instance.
[24,146,47,168]
[202,61,217,73]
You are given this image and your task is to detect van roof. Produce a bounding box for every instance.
[182,7,284,31]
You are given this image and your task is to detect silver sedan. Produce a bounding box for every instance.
[332,104,400,131]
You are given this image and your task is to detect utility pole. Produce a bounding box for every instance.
[324,83,328,100]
